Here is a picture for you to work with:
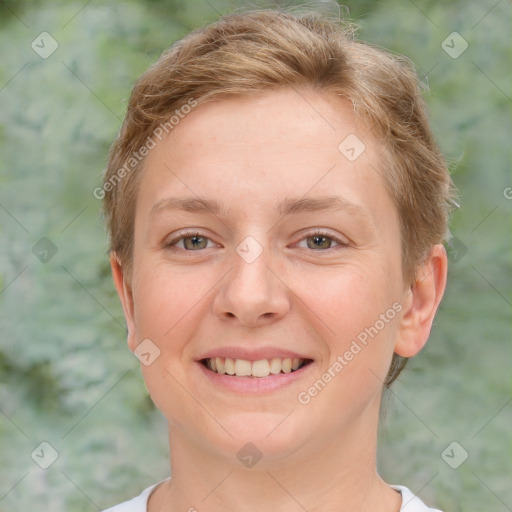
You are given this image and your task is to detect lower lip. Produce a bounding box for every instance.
[196,361,314,393]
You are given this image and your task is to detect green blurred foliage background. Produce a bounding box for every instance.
[0,0,510,510]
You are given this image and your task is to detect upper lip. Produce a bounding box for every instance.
[196,347,313,362]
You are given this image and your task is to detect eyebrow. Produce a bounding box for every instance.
[151,195,371,220]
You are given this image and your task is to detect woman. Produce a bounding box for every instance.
[100,6,455,511]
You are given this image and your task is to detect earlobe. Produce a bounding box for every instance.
[394,244,448,358]
[110,253,138,352]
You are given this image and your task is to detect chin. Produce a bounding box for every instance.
[196,410,316,468]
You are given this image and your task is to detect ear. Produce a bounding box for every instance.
[394,244,448,357]
[110,253,138,352]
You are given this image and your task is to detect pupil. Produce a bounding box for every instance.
[312,235,328,249]
[185,236,205,249]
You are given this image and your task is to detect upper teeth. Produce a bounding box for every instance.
[205,357,305,377]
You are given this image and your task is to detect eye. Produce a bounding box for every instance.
[165,229,347,253]
[165,230,217,251]
[296,229,347,251]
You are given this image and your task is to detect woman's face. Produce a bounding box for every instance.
[118,87,413,466]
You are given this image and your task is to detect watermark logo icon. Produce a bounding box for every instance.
[236,236,263,264]
[338,134,365,162]
[441,441,468,469]
[237,442,262,468]
[32,237,58,263]
[31,32,59,59]
[134,339,161,366]
[31,441,59,469]
[444,236,468,263]
[441,32,468,59]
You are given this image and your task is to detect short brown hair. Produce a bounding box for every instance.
[102,7,456,386]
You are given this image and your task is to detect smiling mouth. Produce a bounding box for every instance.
[201,357,313,378]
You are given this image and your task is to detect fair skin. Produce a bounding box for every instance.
[111,87,447,512]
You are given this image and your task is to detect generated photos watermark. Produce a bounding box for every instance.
[297,301,403,405]
[93,97,198,200]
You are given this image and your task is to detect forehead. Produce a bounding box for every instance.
[136,87,395,228]
[160,88,368,160]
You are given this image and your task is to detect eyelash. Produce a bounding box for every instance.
[165,229,347,252]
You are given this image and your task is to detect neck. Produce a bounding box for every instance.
[149,397,401,512]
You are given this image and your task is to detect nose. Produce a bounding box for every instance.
[213,236,290,327]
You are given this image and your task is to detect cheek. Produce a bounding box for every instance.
[293,276,400,438]
[131,261,204,341]
[303,263,400,379]
[131,263,207,423]
[309,264,396,332]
